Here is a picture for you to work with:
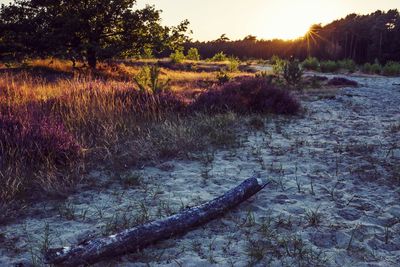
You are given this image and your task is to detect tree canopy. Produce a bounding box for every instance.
[0,0,190,68]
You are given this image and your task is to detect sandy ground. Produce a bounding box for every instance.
[1,74,399,266]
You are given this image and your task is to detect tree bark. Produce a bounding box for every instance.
[45,176,268,266]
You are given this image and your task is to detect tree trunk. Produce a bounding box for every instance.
[87,48,97,69]
[45,176,268,266]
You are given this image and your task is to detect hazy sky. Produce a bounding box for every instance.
[1,0,399,41]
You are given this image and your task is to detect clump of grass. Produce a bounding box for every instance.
[191,77,301,115]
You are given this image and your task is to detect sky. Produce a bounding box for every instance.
[135,0,400,41]
[1,0,399,41]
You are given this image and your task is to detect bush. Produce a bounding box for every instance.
[272,57,286,75]
[382,61,400,76]
[302,57,320,71]
[227,57,240,72]
[191,77,300,115]
[362,63,372,73]
[283,59,303,85]
[327,77,358,87]
[371,62,382,74]
[0,113,81,167]
[216,70,231,84]
[320,60,339,73]
[133,65,171,93]
[338,59,356,72]
[211,51,228,62]
[186,47,200,61]
[170,49,185,64]
[270,55,281,65]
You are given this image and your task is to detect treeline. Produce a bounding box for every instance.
[0,0,189,68]
[187,9,400,63]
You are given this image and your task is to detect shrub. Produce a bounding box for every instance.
[320,60,339,73]
[211,52,228,62]
[327,77,358,87]
[0,112,81,168]
[272,58,287,75]
[302,57,320,71]
[362,63,372,73]
[191,77,300,115]
[270,55,281,65]
[283,59,303,85]
[382,61,400,76]
[338,59,356,72]
[216,70,231,84]
[133,65,171,93]
[186,47,200,61]
[170,49,185,64]
[227,57,240,72]
[371,62,382,74]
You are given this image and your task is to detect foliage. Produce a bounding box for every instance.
[186,47,200,61]
[362,61,382,74]
[382,61,400,76]
[302,57,320,71]
[283,59,303,85]
[191,77,300,115]
[338,59,356,72]
[211,52,228,62]
[142,46,154,59]
[133,65,171,93]
[0,0,190,68]
[320,60,340,73]
[169,49,186,64]
[216,70,231,84]
[272,57,287,75]
[227,57,240,72]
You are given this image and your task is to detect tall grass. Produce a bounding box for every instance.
[0,60,300,205]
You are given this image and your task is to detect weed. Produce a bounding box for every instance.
[305,207,322,226]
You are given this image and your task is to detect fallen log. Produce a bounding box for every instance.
[45,176,268,266]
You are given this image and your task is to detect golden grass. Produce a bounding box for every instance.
[0,58,248,203]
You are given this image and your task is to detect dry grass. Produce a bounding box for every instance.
[0,59,243,205]
[0,58,299,211]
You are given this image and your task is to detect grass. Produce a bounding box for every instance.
[0,58,300,211]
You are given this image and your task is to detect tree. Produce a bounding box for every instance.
[0,0,190,68]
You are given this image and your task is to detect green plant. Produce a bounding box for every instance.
[382,61,400,76]
[272,57,286,75]
[170,49,185,64]
[133,65,171,93]
[216,70,231,84]
[211,51,228,62]
[186,47,200,61]
[338,59,356,72]
[142,45,154,59]
[302,57,320,71]
[320,60,339,73]
[227,57,240,72]
[283,59,303,85]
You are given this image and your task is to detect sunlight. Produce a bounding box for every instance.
[256,1,321,40]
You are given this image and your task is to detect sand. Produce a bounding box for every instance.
[0,74,399,266]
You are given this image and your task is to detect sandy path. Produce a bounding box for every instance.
[0,75,399,266]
